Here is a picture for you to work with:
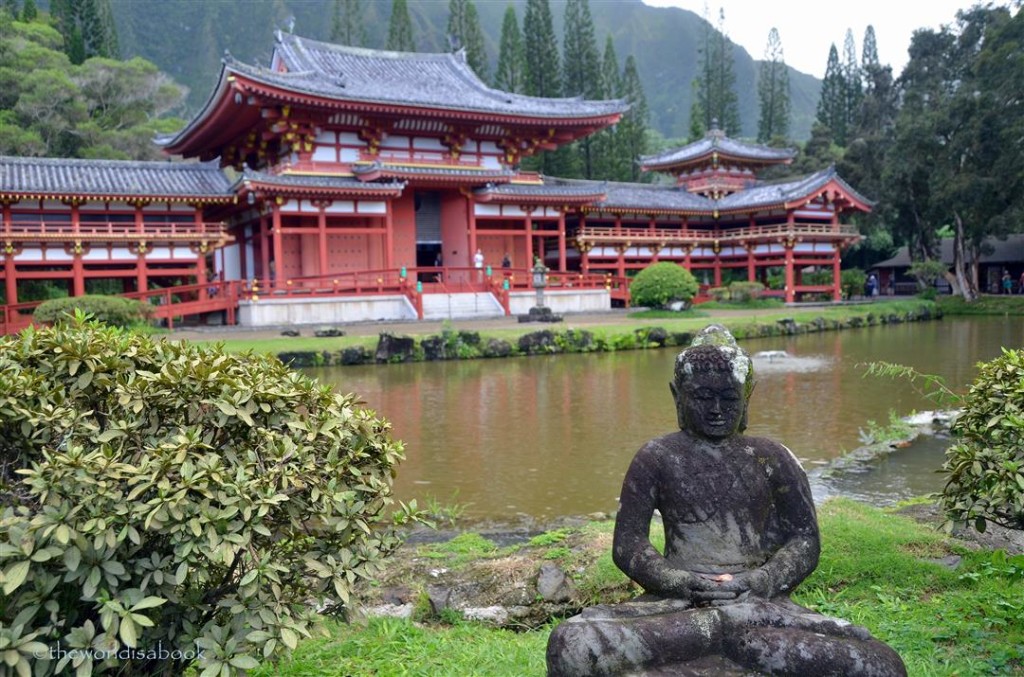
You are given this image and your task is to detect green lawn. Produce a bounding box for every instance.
[254,499,1024,676]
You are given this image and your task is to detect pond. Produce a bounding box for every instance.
[306,317,1024,521]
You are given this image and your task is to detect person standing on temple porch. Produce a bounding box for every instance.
[474,248,484,282]
[501,252,511,269]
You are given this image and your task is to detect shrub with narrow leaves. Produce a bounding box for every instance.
[726,281,764,303]
[33,295,153,328]
[0,315,409,676]
[942,348,1024,532]
[629,263,699,308]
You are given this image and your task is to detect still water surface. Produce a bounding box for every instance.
[307,317,1024,520]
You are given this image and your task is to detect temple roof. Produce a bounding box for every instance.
[265,32,627,120]
[641,128,795,172]
[474,178,608,204]
[236,170,405,196]
[351,160,518,184]
[576,166,872,215]
[0,156,233,201]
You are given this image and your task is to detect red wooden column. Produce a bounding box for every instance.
[2,202,15,304]
[271,201,284,288]
[317,202,329,277]
[616,244,627,279]
[746,246,756,282]
[133,204,148,293]
[557,210,567,272]
[784,240,796,304]
[384,199,395,270]
[832,243,843,301]
[259,213,270,283]
[71,203,84,297]
[579,243,591,274]
[524,209,534,266]
[237,226,248,281]
[194,209,208,300]
[467,197,478,263]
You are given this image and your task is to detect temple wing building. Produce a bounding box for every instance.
[1,33,869,330]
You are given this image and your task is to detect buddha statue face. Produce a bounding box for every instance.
[670,326,753,439]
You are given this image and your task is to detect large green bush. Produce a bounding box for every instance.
[0,316,409,676]
[942,348,1024,532]
[628,263,699,308]
[33,295,153,328]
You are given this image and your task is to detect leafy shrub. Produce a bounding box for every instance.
[942,348,1024,532]
[841,268,867,300]
[0,316,409,676]
[33,295,152,328]
[727,281,764,303]
[707,287,730,302]
[629,263,699,308]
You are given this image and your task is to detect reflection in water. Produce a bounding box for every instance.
[307,317,1024,520]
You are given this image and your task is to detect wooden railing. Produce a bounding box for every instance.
[577,222,859,245]
[1,221,229,241]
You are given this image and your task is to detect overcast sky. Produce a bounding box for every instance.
[640,0,1015,78]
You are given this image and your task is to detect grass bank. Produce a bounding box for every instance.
[254,498,1023,676]
[937,293,1024,315]
[196,299,937,366]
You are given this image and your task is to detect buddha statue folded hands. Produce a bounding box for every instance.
[546,325,907,677]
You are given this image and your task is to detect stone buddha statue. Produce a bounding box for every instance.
[546,325,907,676]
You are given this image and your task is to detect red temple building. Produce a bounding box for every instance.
[1,33,870,332]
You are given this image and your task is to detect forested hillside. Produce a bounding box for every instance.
[104,0,820,140]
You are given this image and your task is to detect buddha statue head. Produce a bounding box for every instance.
[670,325,755,439]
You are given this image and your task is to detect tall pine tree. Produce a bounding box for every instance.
[691,8,740,137]
[447,0,487,81]
[331,0,366,46]
[522,0,563,175]
[595,34,623,179]
[816,44,846,145]
[619,55,649,182]
[386,0,415,52]
[757,27,790,143]
[51,0,118,64]
[523,0,560,98]
[494,6,525,93]
[562,0,601,178]
[842,28,862,142]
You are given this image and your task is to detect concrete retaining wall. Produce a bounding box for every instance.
[238,295,417,326]
[508,289,611,315]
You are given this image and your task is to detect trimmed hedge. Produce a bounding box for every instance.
[33,295,153,328]
[629,263,699,308]
[0,317,408,676]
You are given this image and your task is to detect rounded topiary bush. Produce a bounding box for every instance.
[629,263,699,308]
[942,348,1024,532]
[0,316,407,676]
[33,295,153,328]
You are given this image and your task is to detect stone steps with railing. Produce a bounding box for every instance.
[421,292,505,320]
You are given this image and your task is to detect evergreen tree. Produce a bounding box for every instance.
[619,55,649,182]
[757,27,790,143]
[386,0,415,52]
[523,0,560,98]
[331,0,366,47]
[842,28,862,142]
[592,33,622,180]
[447,0,487,80]
[494,6,525,93]
[562,0,601,177]
[1,0,19,19]
[522,0,563,175]
[691,8,740,137]
[51,0,118,64]
[816,44,846,145]
[20,0,35,22]
[862,25,879,71]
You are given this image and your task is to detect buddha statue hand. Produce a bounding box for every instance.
[702,569,772,604]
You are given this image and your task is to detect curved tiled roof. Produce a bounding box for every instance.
[475,178,607,200]
[255,32,627,119]
[0,156,232,199]
[641,130,795,169]
[716,166,873,211]
[237,170,405,193]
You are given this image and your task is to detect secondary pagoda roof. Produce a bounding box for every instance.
[162,33,628,160]
[578,166,872,216]
[0,156,233,203]
[641,127,795,174]
[235,170,406,199]
[474,178,608,206]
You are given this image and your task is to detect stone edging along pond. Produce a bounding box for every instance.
[274,305,942,368]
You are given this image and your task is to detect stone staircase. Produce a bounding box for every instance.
[421,292,505,320]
